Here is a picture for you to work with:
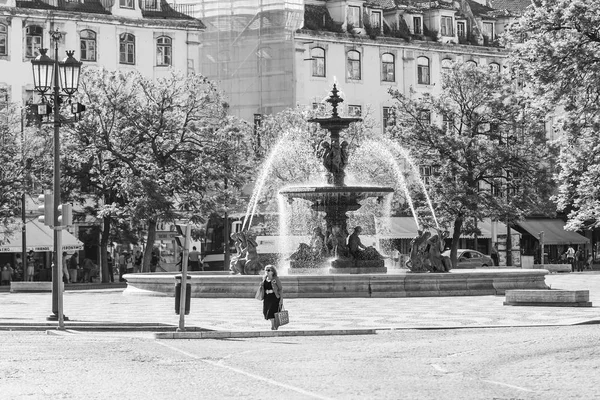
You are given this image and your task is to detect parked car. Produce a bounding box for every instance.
[441,249,494,268]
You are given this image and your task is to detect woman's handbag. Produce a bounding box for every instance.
[254,284,264,300]
[274,301,289,327]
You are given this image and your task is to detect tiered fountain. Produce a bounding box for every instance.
[122,85,550,298]
[280,85,393,274]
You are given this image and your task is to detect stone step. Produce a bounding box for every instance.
[10,282,53,293]
[504,289,591,307]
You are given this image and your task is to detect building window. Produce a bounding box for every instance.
[457,22,466,38]
[489,63,500,73]
[441,58,453,71]
[442,114,453,133]
[79,30,97,62]
[370,11,382,29]
[25,25,43,58]
[413,17,422,34]
[0,24,7,56]
[348,105,362,117]
[120,0,134,8]
[311,47,325,77]
[417,56,430,85]
[156,36,172,66]
[119,33,135,64]
[419,165,432,185]
[483,22,494,40]
[347,50,361,80]
[381,53,395,82]
[440,16,453,36]
[347,6,361,27]
[383,106,395,133]
[418,109,431,125]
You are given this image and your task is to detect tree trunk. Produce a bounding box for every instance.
[100,215,111,283]
[142,219,158,272]
[450,217,463,268]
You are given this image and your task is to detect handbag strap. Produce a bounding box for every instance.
[279,299,284,312]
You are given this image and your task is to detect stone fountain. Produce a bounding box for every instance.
[122,85,550,298]
[279,84,393,274]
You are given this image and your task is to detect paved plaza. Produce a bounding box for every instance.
[1,272,599,333]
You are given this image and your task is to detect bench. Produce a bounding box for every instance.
[10,282,53,293]
[504,289,591,307]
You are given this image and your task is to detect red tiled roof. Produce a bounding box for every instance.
[488,0,532,15]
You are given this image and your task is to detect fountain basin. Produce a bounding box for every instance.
[123,269,549,298]
[280,185,394,212]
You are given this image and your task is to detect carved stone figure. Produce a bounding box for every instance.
[406,230,431,272]
[229,231,262,275]
[426,230,450,272]
[309,227,327,259]
[327,226,349,258]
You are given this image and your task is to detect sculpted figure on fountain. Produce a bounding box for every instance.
[229,231,263,275]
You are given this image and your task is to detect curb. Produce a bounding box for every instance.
[154,328,377,339]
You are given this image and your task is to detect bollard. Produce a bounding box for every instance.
[175,275,191,315]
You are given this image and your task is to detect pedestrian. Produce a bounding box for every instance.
[188,246,201,271]
[69,253,79,283]
[576,248,585,272]
[566,245,575,272]
[150,250,159,273]
[256,264,283,330]
[491,244,499,267]
[82,257,98,283]
[392,247,400,268]
[26,255,35,282]
[1,265,12,285]
[106,251,114,283]
[134,250,143,273]
[62,252,69,284]
[118,252,126,282]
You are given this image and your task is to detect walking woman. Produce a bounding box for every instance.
[257,265,283,330]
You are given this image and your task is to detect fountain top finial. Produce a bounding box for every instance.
[326,84,344,118]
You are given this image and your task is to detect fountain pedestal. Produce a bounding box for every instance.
[330,259,387,274]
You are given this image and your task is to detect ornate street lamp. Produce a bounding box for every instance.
[30,29,84,330]
[59,51,82,96]
[31,49,54,94]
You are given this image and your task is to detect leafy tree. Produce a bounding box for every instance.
[506,0,600,230]
[63,68,255,279]
[0,102,51,244]
[388,64,554,267]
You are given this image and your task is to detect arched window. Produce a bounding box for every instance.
[347,50,361,80]
[80,30,96,62]
[119,33,135,64]
[441,58,453,71]
[465,60,477,67]
[156,36,172,66]
[381,53,395,82]
[25,25,43,58]
[489,62,500,73]
[417,56,430,85]
[311,47,325,77]
[0,24,7,56]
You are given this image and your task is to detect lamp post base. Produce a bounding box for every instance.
[46,314,69,322]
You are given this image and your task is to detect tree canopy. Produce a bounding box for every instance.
[506,0,600,230]
[62,68,255,275]
[388,64,554,266]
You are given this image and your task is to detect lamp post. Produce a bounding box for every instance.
[31,29,83,329]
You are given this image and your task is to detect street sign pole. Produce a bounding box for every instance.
[178,225,191,332]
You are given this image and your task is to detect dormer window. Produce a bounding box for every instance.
[347,6,361,28]
[457,21,466,38]
[120,0,134,9]
[370,11,382,29]
[483,22,494,40]
[0,24,7,56]
[441,16,453,36]
[413,17,422,35]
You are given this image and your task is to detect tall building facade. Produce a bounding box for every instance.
[0,0,204,105]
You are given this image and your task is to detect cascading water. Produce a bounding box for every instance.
[385,139,440,230]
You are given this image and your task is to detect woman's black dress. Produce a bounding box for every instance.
[263,279,280,320]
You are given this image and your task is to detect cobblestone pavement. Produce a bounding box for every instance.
[1,272,599,331]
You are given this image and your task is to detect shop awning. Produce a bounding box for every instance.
[515,219,589,245]
[376,217,508,239]
[0,220,83,253]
